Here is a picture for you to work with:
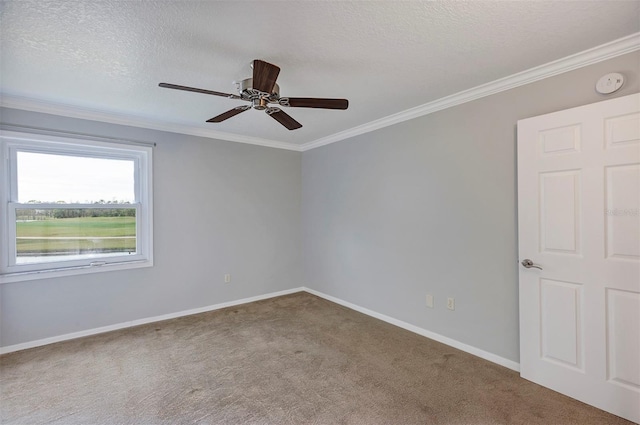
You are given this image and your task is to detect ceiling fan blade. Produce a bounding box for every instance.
[282,97,349,110]
[252,60,280,94]
[266,107,302,130]
[159,83,241,99]
[206,105,251,123]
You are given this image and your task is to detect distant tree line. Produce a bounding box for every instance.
[17,201,135,221]
[49,208,135,219]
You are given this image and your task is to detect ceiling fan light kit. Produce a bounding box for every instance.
[159,59,349,130]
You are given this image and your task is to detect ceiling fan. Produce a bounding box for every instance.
[159,60,349,130]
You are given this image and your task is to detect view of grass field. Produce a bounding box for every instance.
[16,217,136,255]
[17,217,135,237]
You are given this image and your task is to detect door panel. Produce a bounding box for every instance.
[539,124,581,155]
[518,93,640,423]
[605,164,640,260]
[605,112,640,148]
[539,170,581,254]
[606,288,640,390]
[540,278,583,369]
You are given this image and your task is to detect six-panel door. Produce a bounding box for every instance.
[518,93,640,423]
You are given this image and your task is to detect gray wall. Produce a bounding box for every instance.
[302,51,640,362]
[0,109,302,347]
[2,52,638,359]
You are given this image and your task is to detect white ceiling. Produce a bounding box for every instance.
[1,1,639,148]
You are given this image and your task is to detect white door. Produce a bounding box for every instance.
[518,93,640,423]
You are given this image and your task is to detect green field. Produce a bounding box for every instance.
[17,217,136,255]
[17,216,135,237]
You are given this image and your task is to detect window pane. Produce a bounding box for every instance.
[16,208,136,264]
[17,152,135,204]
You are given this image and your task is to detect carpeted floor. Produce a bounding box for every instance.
[0,292,632,424]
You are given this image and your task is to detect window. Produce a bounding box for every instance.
[1,130,153,282]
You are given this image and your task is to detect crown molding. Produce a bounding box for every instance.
[300,32,640,151]
[1,33,638,153]
[0,95,302,151]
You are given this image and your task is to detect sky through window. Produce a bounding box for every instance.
[17,152,135,203]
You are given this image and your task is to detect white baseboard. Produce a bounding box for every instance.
[0,287,305,355]
[1,286,520,372]
[303,287,520,372]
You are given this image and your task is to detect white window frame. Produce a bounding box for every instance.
[0,130,153,283]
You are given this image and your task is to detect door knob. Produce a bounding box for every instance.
[521,259,543,270]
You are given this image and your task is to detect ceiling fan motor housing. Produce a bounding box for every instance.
[237,78,280,110]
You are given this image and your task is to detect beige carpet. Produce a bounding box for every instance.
[0,292,632,424]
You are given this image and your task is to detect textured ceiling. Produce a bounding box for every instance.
[1,1,639,147]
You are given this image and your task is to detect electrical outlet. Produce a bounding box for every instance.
[447,297,455,310]
[425,294,434,308]
[224,274,231,283]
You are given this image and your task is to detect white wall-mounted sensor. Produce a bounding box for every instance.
[596,73,624,94]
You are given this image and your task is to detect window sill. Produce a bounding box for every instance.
[0,259,153,284]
